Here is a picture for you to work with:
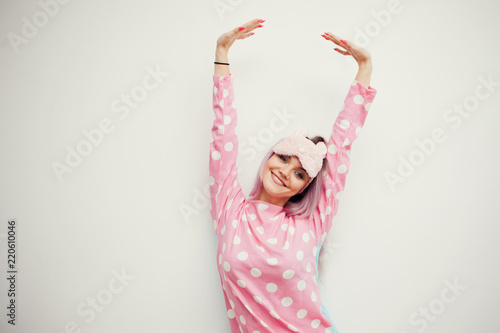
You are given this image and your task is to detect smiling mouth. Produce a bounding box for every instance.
[271,172,286,187]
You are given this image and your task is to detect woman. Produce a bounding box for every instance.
[210,18,377,332]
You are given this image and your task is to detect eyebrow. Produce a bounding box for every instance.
[283,155,308,176]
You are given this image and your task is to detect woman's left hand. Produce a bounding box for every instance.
[321,32,372,67]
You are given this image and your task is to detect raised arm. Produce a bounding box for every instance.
[313,33,378,238]
[209,19,265,234]
[213,18,265,76]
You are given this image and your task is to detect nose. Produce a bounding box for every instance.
[279,165,293,180]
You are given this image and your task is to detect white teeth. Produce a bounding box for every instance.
[272,173,285,186]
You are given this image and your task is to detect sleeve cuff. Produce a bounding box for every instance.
[352,79,377,96]
[213,74,233,84]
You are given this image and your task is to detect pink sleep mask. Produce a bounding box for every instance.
[273,129,327,179]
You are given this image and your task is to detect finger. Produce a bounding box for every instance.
[239,32,255,40]
[334,48,351,56]
[242,18,263,27]
[324,32,348,49]
[237,29,257,40]
[237,18,264,34]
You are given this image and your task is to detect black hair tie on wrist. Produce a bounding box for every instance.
[214,61,230,65]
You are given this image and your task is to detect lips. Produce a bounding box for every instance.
[271,172,286,187]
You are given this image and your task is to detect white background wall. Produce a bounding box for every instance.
[1,0,499,332]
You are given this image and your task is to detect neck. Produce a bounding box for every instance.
[255,189,288,207]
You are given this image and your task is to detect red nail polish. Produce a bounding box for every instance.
[258,24,263,27]
[258,19,266,23]
[340,39,347,44]
[239,27,245,31]
[251,32,255,35]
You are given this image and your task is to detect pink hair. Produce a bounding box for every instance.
[248,136,329,219]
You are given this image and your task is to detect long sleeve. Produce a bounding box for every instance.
[209,74,245,236]
[312,80,377,239]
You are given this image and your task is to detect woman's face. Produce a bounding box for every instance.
[258,153,312,206]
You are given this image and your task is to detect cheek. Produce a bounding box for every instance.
[290,178,305,192]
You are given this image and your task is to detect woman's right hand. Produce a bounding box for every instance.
[216,18,265,52]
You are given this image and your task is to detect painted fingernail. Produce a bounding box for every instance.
[334,48,339,51]
[258,24,263,27]
[258,19,266,23]
[239,27,246,31]
[251,32,255,35]
[340,39,347,44]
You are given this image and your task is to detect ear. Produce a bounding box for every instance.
[316,141,327,155]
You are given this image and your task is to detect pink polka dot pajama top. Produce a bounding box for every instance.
[210,74,377,333]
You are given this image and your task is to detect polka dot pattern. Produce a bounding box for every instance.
[283,269,294,279]
[339,119,350,129]
[267,257,278,265]
[297,280,306,291]
[267,238,277,244]
[212,151,221,160]
[302,233,310,243]
[266,283,278,293]
[237,252,248,261]
[210,73,377,331]
[251,268,262,277]
[354,94,364,104]
[233,235,241,244]
[258,203,268,210]
[282,297,293,307]
[297,309,307,318]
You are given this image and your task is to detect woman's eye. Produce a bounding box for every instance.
[279,155,286,162]
[295,171,304,180]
